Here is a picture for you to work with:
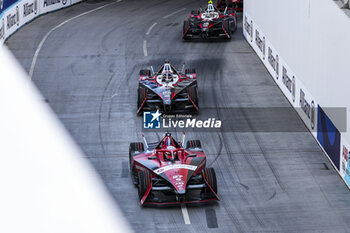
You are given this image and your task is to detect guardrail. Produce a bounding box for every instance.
[243,10,350,189]
[0,0,83,44]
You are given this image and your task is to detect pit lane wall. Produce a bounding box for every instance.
[0,0,82,44]
[243,0,350,187]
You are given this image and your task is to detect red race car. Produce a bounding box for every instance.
[216,0,243,12]
[183,1,237,40]
[129,132,219,206]
[137,60,198,115]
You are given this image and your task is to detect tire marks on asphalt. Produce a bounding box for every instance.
[163,8,186,19]
[28,0,122,81]
[205,208,218,228]
[121,161,129,178]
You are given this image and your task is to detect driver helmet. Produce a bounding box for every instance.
[163,63,172,73]
[207,1,215,12]
[162,73,173,83]
[164,151,177,161]
[164,151,173,161]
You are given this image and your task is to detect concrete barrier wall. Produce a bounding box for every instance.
[0,0,82,44]
[244,0,350,187]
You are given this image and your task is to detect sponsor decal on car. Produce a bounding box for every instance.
[173,175,183,181]
[154,164,197,175]
[172,175,185,190]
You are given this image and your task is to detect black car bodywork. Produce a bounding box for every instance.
[137,61,199,115]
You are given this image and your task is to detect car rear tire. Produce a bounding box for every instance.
[224,20,231,39]
[183,21,190,41]
[188,85,199,112]
[186,139,202,150]
[202,167,218,194]
[138,170,152,201]
[129,142,144,185]
[231,15,238,33]
[129,142,144,154]
[191,10,200,16]
[139,69,151,76]
[137,86,147,115]
[185,68,196,74]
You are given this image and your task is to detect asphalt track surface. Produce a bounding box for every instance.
[6,0,350,232]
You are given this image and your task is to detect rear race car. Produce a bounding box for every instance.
[137,60,199,115]
[182,1,237,40]
[216,0,243,12]
[129,132,219,206]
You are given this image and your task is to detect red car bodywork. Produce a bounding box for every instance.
[137,62,199,114]
[130,133,219,206]
[183,7,237,40]
[217,0,243,11]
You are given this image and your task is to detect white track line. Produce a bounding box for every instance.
[143,40,148,57]
[181,204,191,224]
[146,22,157,36]
[163,8,186,19]
[28,0,122,81]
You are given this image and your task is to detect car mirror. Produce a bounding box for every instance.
[185,154,196,161]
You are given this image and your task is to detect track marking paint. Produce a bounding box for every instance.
[143,40,147,57]
[163,8,186,19]
[111,92,118,99]
[146,22,157,36]
[28,0,122,81]
[181,204,191,224]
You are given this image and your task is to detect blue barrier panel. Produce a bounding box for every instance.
[317,105,341,170]
[0,0,19,15]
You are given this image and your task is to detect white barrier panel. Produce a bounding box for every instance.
[40,0,69,14]
[0,0,83,45]
[22,0,39,22]
[0,14,6,44]
[3,0,39,39]
[244,2,350,187]
[243,13,318,136]
[70,0,81,5]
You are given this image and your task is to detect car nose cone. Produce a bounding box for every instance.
[177,190,186,195]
